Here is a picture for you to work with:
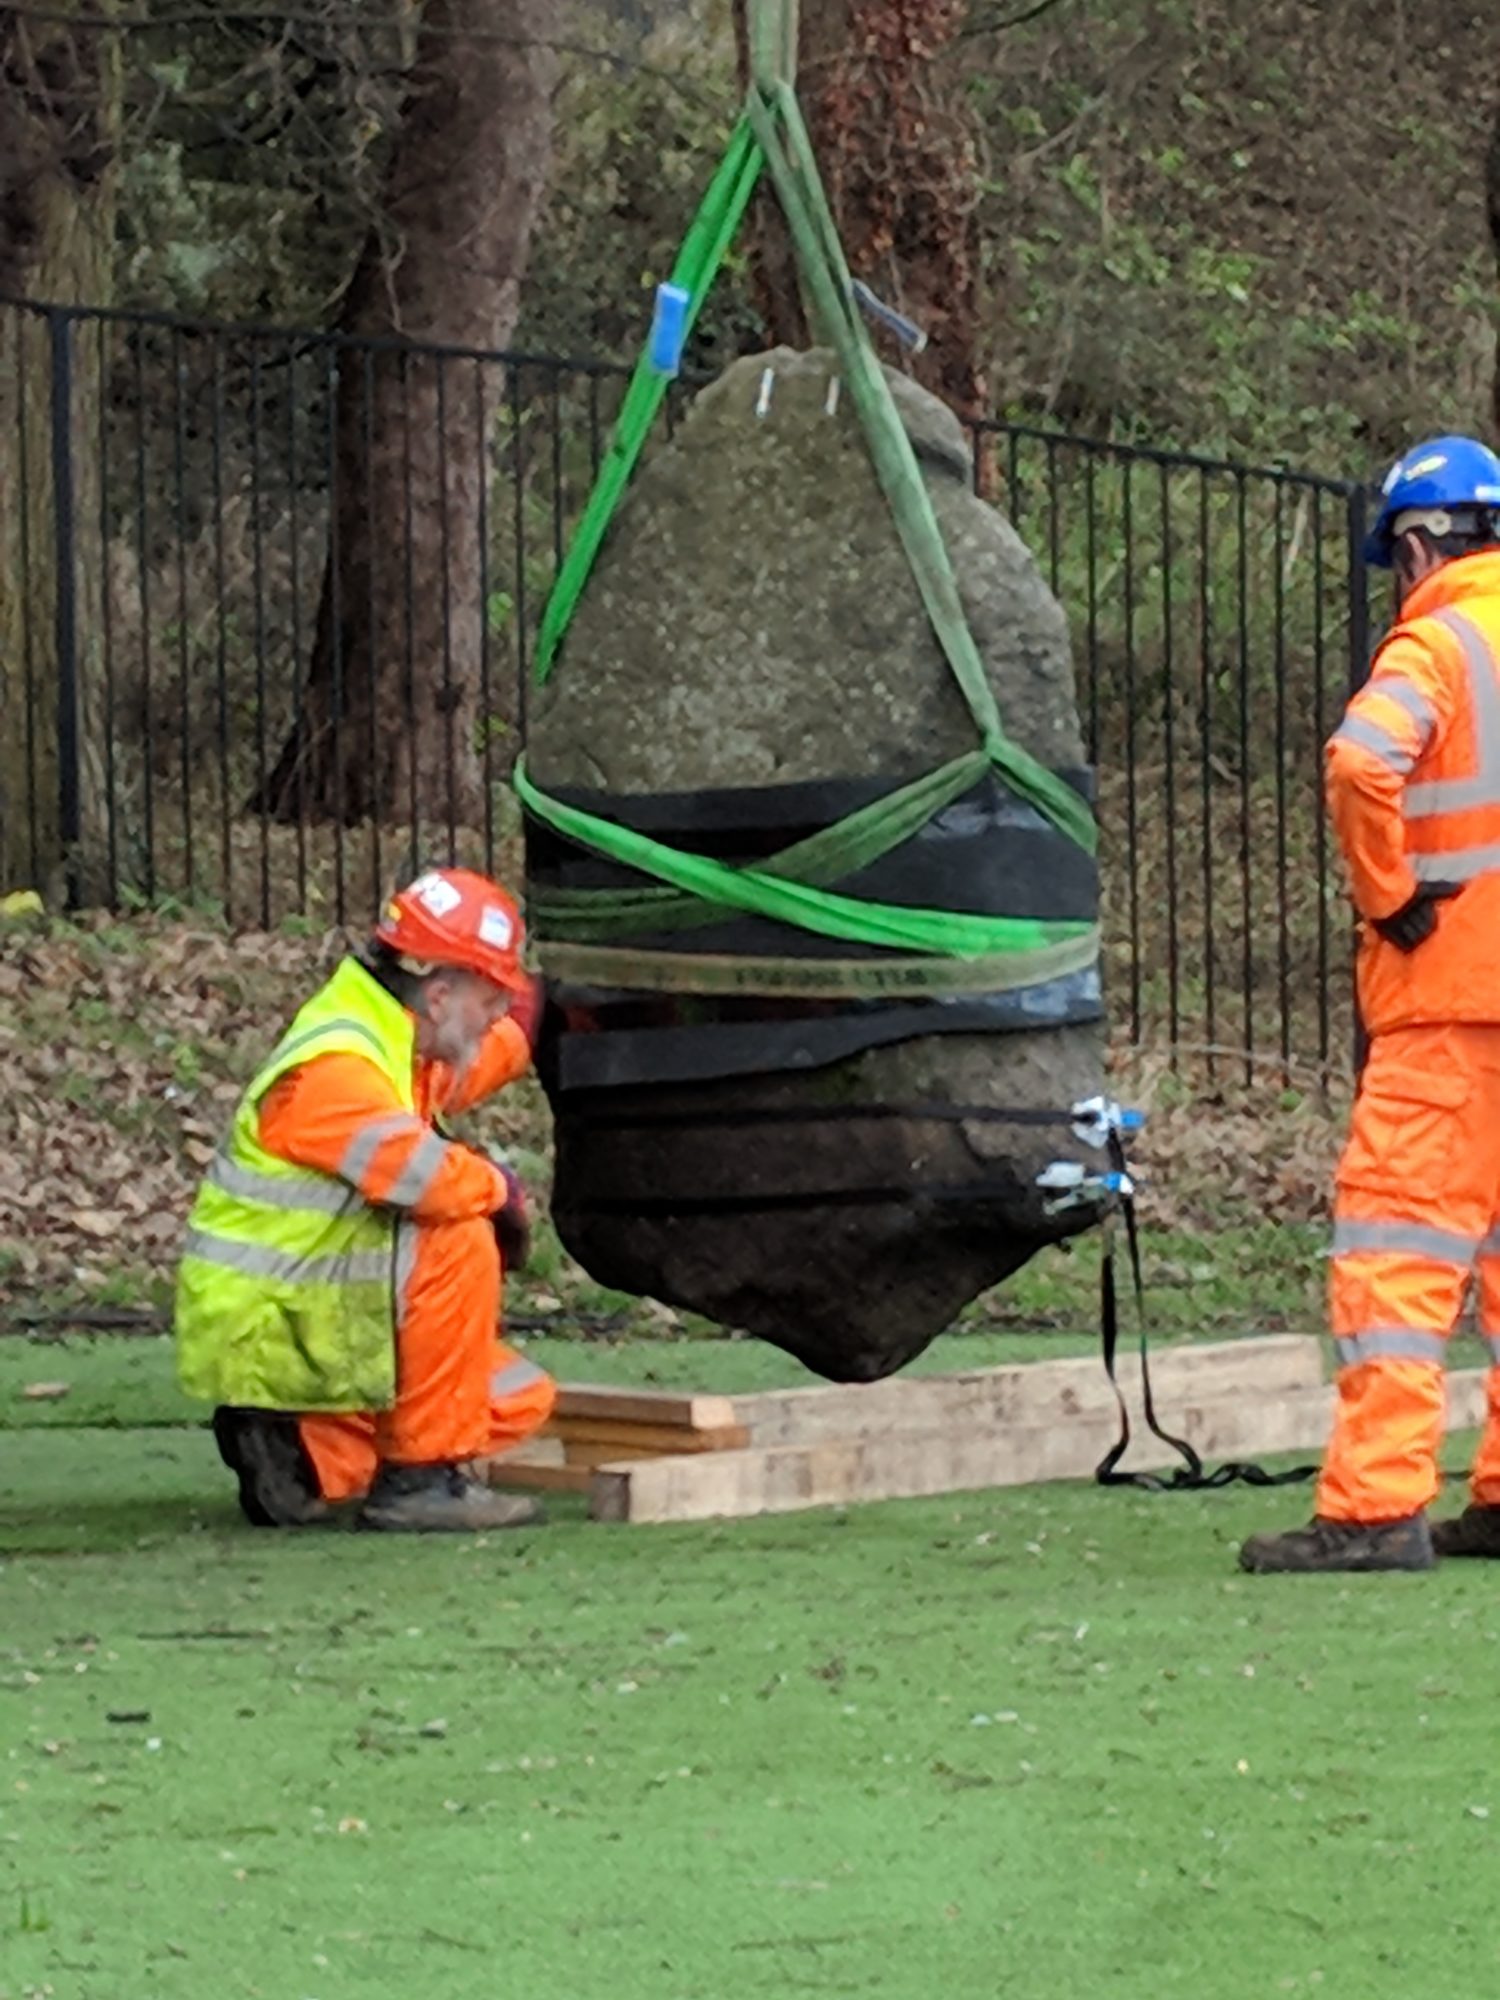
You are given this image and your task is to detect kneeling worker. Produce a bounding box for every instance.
[175,867,557,1532]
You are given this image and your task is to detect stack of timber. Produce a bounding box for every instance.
[482,1337,1488,1526]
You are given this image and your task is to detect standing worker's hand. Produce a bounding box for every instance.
[491,1157,532,1273]
[1371,880,1464,952]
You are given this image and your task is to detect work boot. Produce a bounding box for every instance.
[211,1407,328,1528]
[1431,1504,1500,1558]
[357,1461,544,1534]
[1237,1513,1433,1574]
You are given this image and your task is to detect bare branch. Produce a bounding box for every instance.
[958,0,1071,37]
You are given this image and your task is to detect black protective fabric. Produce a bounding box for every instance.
[548,970,1103,1091]
[532,765,1101,1091]
[563,1098,1079,1134]
[528,767,1099,956]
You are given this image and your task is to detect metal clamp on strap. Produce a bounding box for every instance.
[1070,1095,1145,1149]
[1036,1160,1133,1217]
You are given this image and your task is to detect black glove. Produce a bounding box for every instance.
[1371,881,1463,952]
[492,1160,531,1273]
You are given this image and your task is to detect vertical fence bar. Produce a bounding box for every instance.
[435,355,457,863]
[511,366,530,743]
[96,317,119,904]
[249,340,271,926]
[549,367,565,582]
[48,309,81,906]
[1197,468,1216,1081]
[1159,461,1179,1063]
[1235,469,1252,1087]
[1345,485,1371,695]
[362,347,381,911]
[400,353,419,874]
[1044,434,1060,596]
[1272,478,1290,1084]
[325,346,346,926]
[210,338,232,924]
[1084,449,1100,772]
[132,328,156,903]
[15,311,40,883]
[1121,454,1140,1043]
[475,359,495,876]
[171,324,195,903]
[1346,483,1371,1077]
[285,337,307,911]
[1311,485,1329,1081]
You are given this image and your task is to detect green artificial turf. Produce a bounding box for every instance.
[2,1337,1497,1999]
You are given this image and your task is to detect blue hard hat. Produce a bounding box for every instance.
[1364,434,1500,567]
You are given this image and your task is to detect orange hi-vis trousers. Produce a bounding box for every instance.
[298,1215,555,1502]
[1320,1022,1500,1522]
[252,1018,554,1503]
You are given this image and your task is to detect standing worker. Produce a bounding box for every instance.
[175,868,556,1533]
[1242,436,1500,1573]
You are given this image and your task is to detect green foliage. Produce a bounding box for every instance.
[965,0,1496,468]
[92,0,1496,479]
[516,13,759,373]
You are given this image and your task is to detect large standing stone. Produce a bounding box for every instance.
[526,347,1109,1381]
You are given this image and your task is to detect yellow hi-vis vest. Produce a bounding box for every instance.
[174,956,417,1412]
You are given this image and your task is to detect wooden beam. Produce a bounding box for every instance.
[553,1386,740,1431]
[588,1369,1488,1525]
[729,1335,1325,1449]
[482,1458,594,1495]
[557,1424,751,1468]
[550,1416,749,1455]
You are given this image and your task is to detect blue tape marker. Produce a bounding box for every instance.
[648,283,691,377]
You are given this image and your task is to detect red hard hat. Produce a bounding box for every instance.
[374,868,527,995]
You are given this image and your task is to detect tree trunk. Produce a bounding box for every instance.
[0,4,118,899]
[732,0,988,438]
[254,0,557,836]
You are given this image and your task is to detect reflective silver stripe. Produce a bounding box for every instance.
[394,1217,419,1325]
[269,1014,388,1070]
[491,1356,548,1398]
[1486,1336,1500,1366]
[1334,1328,1446,1367]
[183,1227,390,1287]
[1478,1228,1500,1257]
[1331,1219,1478,1265]
[1333,714,1415,774]
[206,1153,353,1218]
[384,1131,452,1206]
[1368,674,1437,737]
[1411,842,1500,884]
[339,1112,428,1187]
[1404,609,1500,817]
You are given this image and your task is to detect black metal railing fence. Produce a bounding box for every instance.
[1,297,1371,1083]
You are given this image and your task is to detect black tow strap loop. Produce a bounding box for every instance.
[1093,1128,1318,1492]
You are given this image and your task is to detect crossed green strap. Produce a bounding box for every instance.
[515,0,1097,978]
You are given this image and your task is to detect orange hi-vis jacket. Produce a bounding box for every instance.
[255,1003,532,1215]
[1327,550,1500,1034]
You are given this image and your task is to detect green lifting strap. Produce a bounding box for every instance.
[532,115,764,686]
[515,0,1098,974]
[526,750,993,943]
[513,761,1090,962]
